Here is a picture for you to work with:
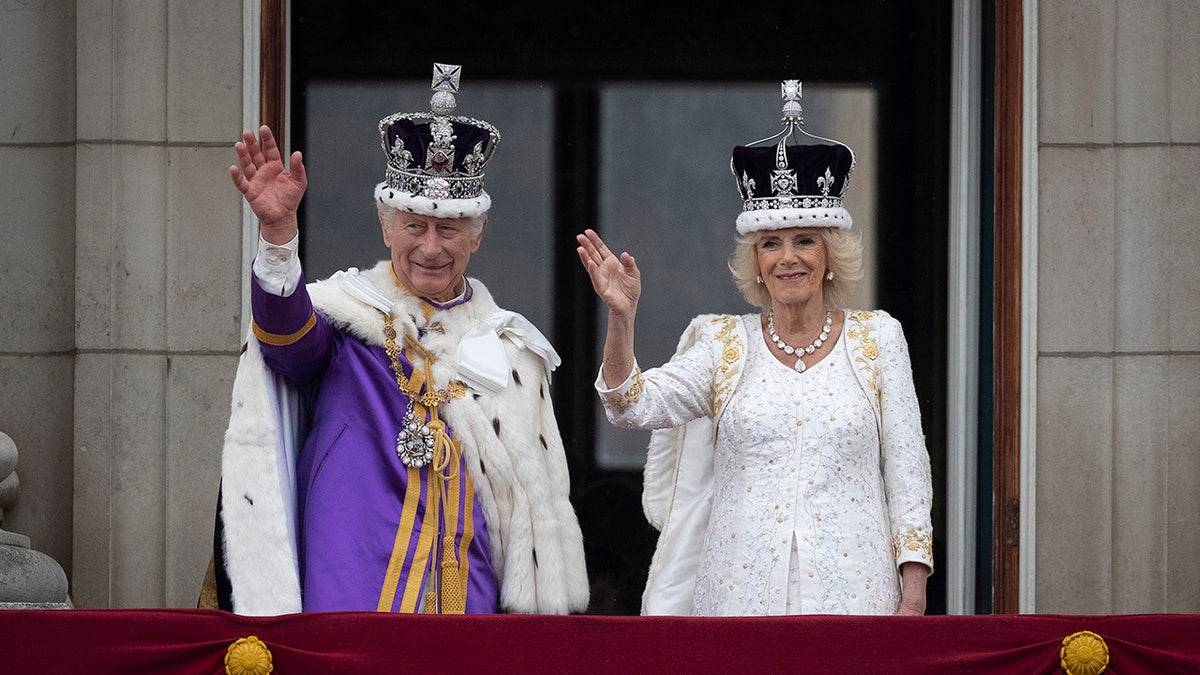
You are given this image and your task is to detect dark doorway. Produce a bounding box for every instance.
[290,1,952,615]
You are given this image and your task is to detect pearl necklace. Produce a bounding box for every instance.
[767,309,833,373]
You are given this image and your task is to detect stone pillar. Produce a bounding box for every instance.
[69,1,248,608]
[1035,0,1200,613]
[0,432,71,609]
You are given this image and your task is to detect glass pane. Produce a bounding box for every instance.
[595,83,879,469]
[303,81,555,330]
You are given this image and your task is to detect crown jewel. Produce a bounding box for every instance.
[730,80,856,234]
[375,63,500,218]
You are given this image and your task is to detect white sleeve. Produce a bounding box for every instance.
[593,318,720,431]
[252,233,303,297]
[876,312,935,572]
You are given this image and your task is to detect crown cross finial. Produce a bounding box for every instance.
[781,80,804,126]
[430,63,461,116]
[431,63,461,94]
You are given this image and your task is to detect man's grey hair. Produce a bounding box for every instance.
[376,202,487,236]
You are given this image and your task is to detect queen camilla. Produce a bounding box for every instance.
[576,81,933,616]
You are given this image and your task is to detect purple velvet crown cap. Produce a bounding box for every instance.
[383,119,496,178]
[374,63,500,220]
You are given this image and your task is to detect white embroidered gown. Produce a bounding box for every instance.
[599,310,933,616]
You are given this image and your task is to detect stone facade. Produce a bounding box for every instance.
[1033,0,1200,613]
[1,2,247,608]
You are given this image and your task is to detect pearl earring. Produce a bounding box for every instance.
[756,275,763,284]
[825,271,835,281]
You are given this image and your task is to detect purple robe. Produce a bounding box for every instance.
[251,275,500,613]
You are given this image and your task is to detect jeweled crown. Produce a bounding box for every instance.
[731,81,856,234]
[374,63,500,219]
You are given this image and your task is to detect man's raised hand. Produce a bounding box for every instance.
[229,125,307,244]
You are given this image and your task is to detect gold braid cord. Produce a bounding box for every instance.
[383,312,468,613]
[383,319,467,407]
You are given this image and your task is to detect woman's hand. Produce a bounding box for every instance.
[229,125,307,244]
[575,228,641,317]
[576,229,641,387]
[894,562,929,616]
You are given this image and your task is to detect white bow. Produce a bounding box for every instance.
[336,268,395,313]
[457,311,561,395]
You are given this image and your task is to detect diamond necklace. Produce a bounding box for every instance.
[767,309,833,373]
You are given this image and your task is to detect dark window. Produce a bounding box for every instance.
[292,1,952,615]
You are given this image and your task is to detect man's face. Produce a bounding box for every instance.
[381,210,483,302]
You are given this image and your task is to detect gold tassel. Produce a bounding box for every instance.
[439,534,466,614]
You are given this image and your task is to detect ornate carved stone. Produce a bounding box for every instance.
[0,432,71,608]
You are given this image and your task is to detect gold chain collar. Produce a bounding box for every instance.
[383,314,466,407]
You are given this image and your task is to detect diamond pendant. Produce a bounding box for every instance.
[396,406,435,468]
[794,359,807,373]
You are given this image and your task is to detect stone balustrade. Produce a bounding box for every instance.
[0,431,71,609]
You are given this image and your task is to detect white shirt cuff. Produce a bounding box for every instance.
[593,360,639,395]
[252,233,302,297]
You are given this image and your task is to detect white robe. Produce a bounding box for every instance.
[218,262,589,615]
[597,310,933,615]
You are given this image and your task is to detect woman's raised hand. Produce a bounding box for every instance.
[229,125,307,244]
[576,229,641,317]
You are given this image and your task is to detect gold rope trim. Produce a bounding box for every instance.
[377,466,424,612]
[251,312,317,346]
[379,309,468,613]
[456,475,476,611]
[438,443,466,614]
[401,467,440,614]
[1060,631,1109,675]
[225,636,273,675]
[383,314,467,407]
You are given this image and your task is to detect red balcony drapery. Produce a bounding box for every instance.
[2,609,1199,673]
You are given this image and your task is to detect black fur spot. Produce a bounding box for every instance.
[388,190,394,199]
[244,495,254,506]
[492,417,501,435]
[473,393,481,400]
[539,434,547,449]
[479,459,487,475]
[512,370,522,386]
[532,549,538,568]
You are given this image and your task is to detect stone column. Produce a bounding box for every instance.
[70,1,248,608]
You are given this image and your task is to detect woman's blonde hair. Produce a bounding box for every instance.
[728,227,864,310]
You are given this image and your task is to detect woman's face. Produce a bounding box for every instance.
[755,227,829,308]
